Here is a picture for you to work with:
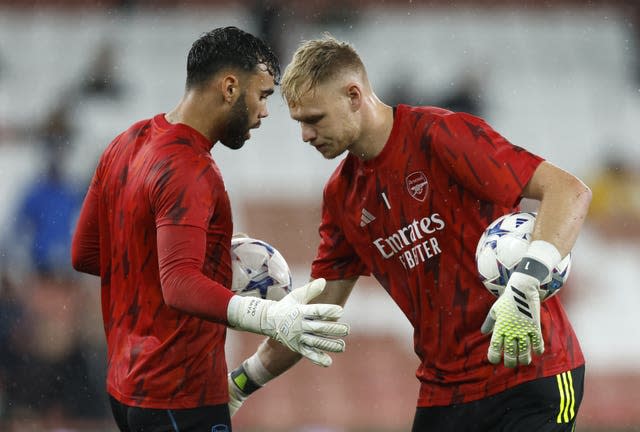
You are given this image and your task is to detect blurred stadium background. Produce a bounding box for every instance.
[1,0,639,431]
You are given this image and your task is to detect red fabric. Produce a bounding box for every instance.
[72,181,100,275]
[71,114,234,409]
[157,224,233,321]
[311,105,584,407]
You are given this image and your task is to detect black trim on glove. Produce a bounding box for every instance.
[515,257,549,283]
[230,363,262,395]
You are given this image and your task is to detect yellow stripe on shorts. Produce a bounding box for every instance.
[556,371,576,423]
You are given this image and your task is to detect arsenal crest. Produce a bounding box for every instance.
[406,171,429,202]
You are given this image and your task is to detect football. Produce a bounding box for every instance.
[230,236,292,301]
[475,212,571,301]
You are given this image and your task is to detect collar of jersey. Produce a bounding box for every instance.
[153,113,214,152]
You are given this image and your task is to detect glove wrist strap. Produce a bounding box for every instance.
[243,352,275,386]
[526,240,562,270]
[230,353,274,395]
[514,257,549,283]
[230,364,262,395]
[515,240,562,283]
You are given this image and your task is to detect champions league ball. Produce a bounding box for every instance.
[230,236,292,301]
[475,212,571,301]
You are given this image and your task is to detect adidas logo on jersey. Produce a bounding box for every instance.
[360,208,376,227]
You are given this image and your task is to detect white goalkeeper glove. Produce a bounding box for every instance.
[227,278,349,367]
[481,240,561,368]
[227,353,274,417]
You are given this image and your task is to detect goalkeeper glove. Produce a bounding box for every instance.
[228,372,249,418]
[481,240,561,367]
[227,353,273,417]
[227,278,349,367]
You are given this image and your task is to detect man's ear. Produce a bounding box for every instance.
[346,83,362,112]
[220,74,241,104]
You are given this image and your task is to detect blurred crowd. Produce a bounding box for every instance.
[0,39,124,429]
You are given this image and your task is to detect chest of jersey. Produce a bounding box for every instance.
[340,148,456,275]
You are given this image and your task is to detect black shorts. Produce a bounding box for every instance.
[412,365,585,432]
[109,395,232,432]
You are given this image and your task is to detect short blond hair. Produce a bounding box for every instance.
[281,34,365,104]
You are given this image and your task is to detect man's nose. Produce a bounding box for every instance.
[301,124,316,142]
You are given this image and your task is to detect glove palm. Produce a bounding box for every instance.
[228,278,349,367]
[481,272,543,367]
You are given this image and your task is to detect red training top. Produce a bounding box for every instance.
[311,105,584,407]
[72,114,234,408]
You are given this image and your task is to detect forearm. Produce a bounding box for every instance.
[308,276,358,306]
[158,224,233,323]
[229,338,301,400]
[257,337,302,376]
[523,162,592,257]
[161,264,233,323]
[533,194,591,258]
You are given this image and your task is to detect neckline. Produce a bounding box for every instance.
[153,114,214,152]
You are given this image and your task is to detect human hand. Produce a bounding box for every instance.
[481,271,543,367]
[227,278,349,366]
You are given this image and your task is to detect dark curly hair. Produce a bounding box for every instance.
[186,26,280,89]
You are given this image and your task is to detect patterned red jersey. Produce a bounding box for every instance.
[311,105,584,407]
[79,114,233,408]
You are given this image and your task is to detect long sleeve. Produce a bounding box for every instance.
[157,224,234,324]
[71,181,100,276]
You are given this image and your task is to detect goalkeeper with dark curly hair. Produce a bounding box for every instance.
[72,27,348,432]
